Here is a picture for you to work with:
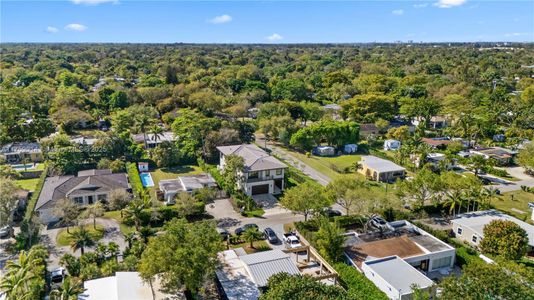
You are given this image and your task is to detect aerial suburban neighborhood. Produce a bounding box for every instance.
[1,1,534,300]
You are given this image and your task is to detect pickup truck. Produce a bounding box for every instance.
[282,233,302,249]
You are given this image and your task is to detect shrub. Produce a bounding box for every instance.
[335,263,389,300]
[126,162,144,196]
[24,164,48,221]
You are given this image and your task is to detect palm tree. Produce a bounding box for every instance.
[482,187,499,210]
[241,227,263,249]
[50,277,85,300]
[82,202,105,230]
[135,113,152,149]
[123,232,137,249]
[107,242,120,261]
[139,226,156,244]
[150,124,164,144]
[69,226,95,255]
[122,199,147,231]
[0,267,36,300]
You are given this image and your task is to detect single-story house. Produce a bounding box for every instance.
[359,123,380,137]
[79,272,176,300]
[159,173,217,204]
[362,256,435,300]
[344,144,358,154]
[384,139,401,151]
[357,156,406,182]
[217,144,287,196]
[131,131,176,149]
[421,138,452,149]
[0,142,43,164]
[413,116,449,129]
[70,136,98,146]
[35,169,131,224]
[451,210,534,252]
[493,134,506,142]
[412,153,454,169]
[469,147,516,166]
[313,146,335,157]
[344,220,455,299]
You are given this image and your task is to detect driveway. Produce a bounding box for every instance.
[456,165,534,193]
[41,217,126,270]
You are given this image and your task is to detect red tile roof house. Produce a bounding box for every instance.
[35,169,131,224]
[421,138,452,149]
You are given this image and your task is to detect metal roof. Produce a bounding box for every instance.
[360,155,406,173]
[364,256,434,294]
[80,272,173,300]
[240,249,300,287]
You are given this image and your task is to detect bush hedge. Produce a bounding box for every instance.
[126,162,144,196]
[24,164,48,221]
[335,263,389,300]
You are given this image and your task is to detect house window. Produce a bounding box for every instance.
[431,256,452,270]
[265,170,270,177]
[457,227,462,235]
[276,169,282,175]
[472,235,478,243]
[249,171,258,179]
[98,194,107,202]
[73,197,84,204]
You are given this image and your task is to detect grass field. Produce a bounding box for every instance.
[103,210,135,234]
[285,150,361,179]
[493,190,534,222]
[15,178,40,191]
[56,224,105,247]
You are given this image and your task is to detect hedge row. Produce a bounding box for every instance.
[126,162,144,197]
[24,164,48,221]
[334,263,389,300]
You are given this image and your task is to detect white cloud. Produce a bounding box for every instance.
[64,23,87,31]
[266,33,283,41]
[208,14,233,24]
[392,9,404,15]
[434,0,467,8]
[413,3,429,8]
[46,26,58,33]
[71,0,118,5]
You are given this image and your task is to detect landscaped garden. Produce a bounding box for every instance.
[15,177,40,191]
[56,224,105,247]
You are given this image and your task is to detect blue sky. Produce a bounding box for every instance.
[1,0,533,43]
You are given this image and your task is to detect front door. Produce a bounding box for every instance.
[420,259,429,271]
[87,195,94,205]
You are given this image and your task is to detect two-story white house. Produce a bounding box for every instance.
[217,144,287,196]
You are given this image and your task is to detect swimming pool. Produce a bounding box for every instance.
[11,163,36,171]
[139,172,154,187]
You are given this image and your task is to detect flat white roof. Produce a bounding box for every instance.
[452,210,534,247]
[79,272,174,300]
[364,256,434,294]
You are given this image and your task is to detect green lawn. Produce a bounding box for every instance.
[492,190,534,222]
[285,150,361,179]
[103,210,135,235]
[150,165,203,187]
[230,240,271,254]
[15,178,40,191]
[56,224,105,247]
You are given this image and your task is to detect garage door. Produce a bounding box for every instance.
[251,184,269,195]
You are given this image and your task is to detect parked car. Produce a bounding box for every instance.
[370,216,388,230]
[217,228,229,240]
[50,267,66,284]
[0,225,13,238]
[263,228,280,244]
[282,232,302,249]
[323,208,342,217]
[234,224,259,235]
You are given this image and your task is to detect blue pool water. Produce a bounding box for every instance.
[11,163,36,170]
[139,172,154,187]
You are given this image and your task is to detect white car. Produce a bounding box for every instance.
[283,233,302,249]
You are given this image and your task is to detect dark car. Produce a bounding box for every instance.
[263,227,280,244]
[50,267,66,284]
[234,223,259,235]
[324,208,342,217]
[0,225,13,239]
[370,216,388,229]
[217,228,229,240]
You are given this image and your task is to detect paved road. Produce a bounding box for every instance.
[457,165,534,193]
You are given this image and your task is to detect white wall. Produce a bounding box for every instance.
[361,263,402,300]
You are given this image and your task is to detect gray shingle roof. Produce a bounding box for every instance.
[217,144,286,172]
[36,170,129,210]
